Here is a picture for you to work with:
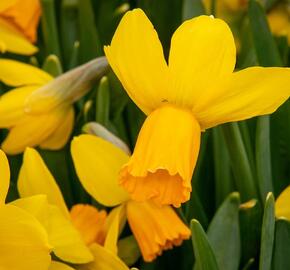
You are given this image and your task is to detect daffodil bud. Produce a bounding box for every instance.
[25,56,109,114]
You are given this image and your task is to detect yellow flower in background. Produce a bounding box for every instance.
[267,3,290,45]
[71,134,191,262]
[0,57,108,155]
[0,149,52,270]
[104,9,290,207]
[275,185,290,219]
[18,147,130,270]
[0,0,40,55]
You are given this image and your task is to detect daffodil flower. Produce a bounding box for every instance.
[0,0,40,55]
[275,185,290,219]
[18,147,130,270]
[104,9,290,207]
[0,149,76,270]
[0,57,108,155]
[71,134,191,262]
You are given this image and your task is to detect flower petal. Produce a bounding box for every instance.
[39,107,74,150]
[77,243,129,270]
[276,185,290,219]
[1,107,68,155]
[0,59,52,87]
[195,67,290,129]
[0,204,51,270]
[0,149,9,204]
[0,18,37,55]
[18,147,70,218]
[0,86,37,128]
[104,8,169,115]
[126,200,191,262]
[71,135,130,207]
[167,15,236,108]
[49,261,75,270]
[104,204,127,254]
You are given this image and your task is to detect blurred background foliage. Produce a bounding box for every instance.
[2,0,290,269]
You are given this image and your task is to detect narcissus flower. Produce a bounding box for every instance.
[0,57,108,155]
[0,0,40,55]
[275,185,290,219]
[104,9,290,207]
[71,134,191,262]
[0,149,76,270]
[18,147,129,270]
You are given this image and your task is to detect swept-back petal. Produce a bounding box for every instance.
[18,147,70,218]
[276,185,290,219]
[195,67,290,129]
[77,243,129,270]
[71,135,130,207]
[0,86,37,128]
[49,261,75,270]
[167,15,236,108]
[0,149,9,204]
[0,204,51,270]
[40,107,74,150]
[126,200,191,262]
[0,59,52,87]
[1,107,68,155]
[0,18,37,55]
[104,8,168,115]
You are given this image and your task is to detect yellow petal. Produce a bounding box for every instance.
[0,86,37,128]
[71,135,130,207]
[0,149,9,204]
[1,107,69,155]
[104,8,169,115]
[49,261,76,270]
[167,15,236,108]
[18,147,70,218]
[47,205,94,264]
[40,107,74,150]
[70,204,107,246]
[0,204,51,270]
[0,59,52,87]
[10,195,50,228]
[0,18,37,55]
[276,185,290,219]
[104,204,127,254]
[126,200,191,262]
[77,243,129,270]
[0,1,17,11]
[120,104,201,207]
[195,67,290,129]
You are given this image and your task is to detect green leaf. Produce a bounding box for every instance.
[259,192,275,270]
[256,116,273,202]
[40,0,62,59]
[248,0,282,67]
[96,76,110,128]
[182,0,206,20]
[191,219,219,270]
[78,0,102,63]
[207,192,241,270]
[42,55,63,77]
[222,123,258,201]
[273,219,290,270]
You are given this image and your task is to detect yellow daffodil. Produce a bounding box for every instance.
[0,57,108,155]
[0,149,76,270]
[71,134,191,262]
[267,3,290,45]
[0,0,40,55]
[104,9,290,207]
[275,185,290,219]
[18,147,130,270]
